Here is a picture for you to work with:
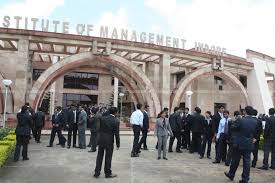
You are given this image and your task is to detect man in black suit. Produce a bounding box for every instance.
[65,105,79,148]
[88,108,101,152]
[94,107,120,179]
[33,107,45,143]
[258,108,275,170]
[189,107,205,154]
[47,106,66,148]
[213,106,225,159]
[168,107,183,153]
[251,109,263,168]
[182,107,192,149]
[138,105,150,151]
[225,106,257,183]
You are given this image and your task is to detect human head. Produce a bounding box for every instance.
[21,105,28,113]
[205,111,211,118]
[25,102,30,107]
[223,110,229,118]
[269,108,275,116]
[109,107,118,115]
[38,107,43,111]
[174,107,179,113]
[252,109,258,117]
[159,110,167,118]
[56,106,62,112]
[136,103,142,110]
[71,105,76,111]
[234,111,240,117]
[91,107,99,115]
[194,107,201,114]
[244,106,254,116]
[184,108,189,114]
[144,105,149,112]
[218,106,225,113]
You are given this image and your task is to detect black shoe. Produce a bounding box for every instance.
[87,144,91,147]
[225,163,230,166]
[157,157,161,160]
[13,159,19,162]
[168,150,173,153]
[37,141,41,143]
[105,174,117,178]
[213,160,220,164]
[94,174,100,178]
[176,150,183,153]
[258,166,268,170]
[131,153,139,158]
[23,158,29,161]
[47,145,53,147]
[143,147,149,150]
[79,147,86,149]
[239,180,245,183]
[137,150,141,154]
[269,166,275,170]
[163,157,168,160]
[199,156,204,159]
[61,145,65,148]
[73,145,76,148]
[207,156,211,159]
[224,172,234,181]
[251,164,256,168]
[88,150,96,153]
[67,146,71,149]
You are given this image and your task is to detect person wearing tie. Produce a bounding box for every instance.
[213,110,230,164]
[213,106,225,158]
[155,110,173,160]
[66,105,79,148]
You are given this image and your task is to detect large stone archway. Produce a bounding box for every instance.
[29,52,161,117]
[0,73,14,113]
[170,66,250,111]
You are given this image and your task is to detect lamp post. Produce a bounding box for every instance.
[119,93,125,122]
[2,79,12,128]
[186,90,193,113]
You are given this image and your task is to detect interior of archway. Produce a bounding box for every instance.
[175,74,247,115]
[34,64,147,119]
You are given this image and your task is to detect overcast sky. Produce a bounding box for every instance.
[0,0,274,58]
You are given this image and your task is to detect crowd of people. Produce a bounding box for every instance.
[13,102,275,182]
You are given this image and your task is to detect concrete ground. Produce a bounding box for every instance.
[0,135,275,183]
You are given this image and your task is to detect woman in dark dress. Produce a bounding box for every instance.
[14,105,32,162]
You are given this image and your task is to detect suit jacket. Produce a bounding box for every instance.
[52,112,64,126]
[182,113,192,131]
[33,111,45,127]
[213,112,222,133]
[142,111,149,130]
[233,116,257,151]
[97,114,120,148]
[203,118,215,137]
[253,117,263,141]
[65,109,79,127]
[88,113,101,132]
[155,117,173,137]
[169,112,182,132]
[78,110,87,130]
[190,113,205,133]
[15,112,32,136]
[264,115,275,142]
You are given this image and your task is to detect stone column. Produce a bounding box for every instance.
[145,62,156,88]
[159,54,170,109]
[113,77,119,107]
[14,39,29,112]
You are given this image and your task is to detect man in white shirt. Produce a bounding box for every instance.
[213,110,230,164]
[130,104,144,157]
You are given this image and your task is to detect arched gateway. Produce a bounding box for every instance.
[170,66,250,111]
[28,52,161,118]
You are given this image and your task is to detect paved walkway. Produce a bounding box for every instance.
[0,135,274,183]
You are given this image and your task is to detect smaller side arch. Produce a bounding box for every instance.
[170,66,250,111]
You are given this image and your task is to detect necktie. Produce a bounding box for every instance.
[163,119,165,127]
[224,119,228,134]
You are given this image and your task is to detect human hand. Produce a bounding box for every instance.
[253,138,257,143]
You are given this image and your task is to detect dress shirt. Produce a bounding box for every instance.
[73,110,77,123]
[219,112,224,119]
[217,117,230,139]
[130,110,144,127]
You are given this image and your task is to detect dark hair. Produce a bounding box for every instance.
[163,107,169,111]
[245,106,254,115]
[185,107,189,111]
[205,111,212,116]
[234,111,240,117]
[136,103,142,110]
[21,105,28,113]
[145,104,149,108]
[224,110,229,115]
[252,109,258,116]
[25,102,30,106]
[195,107,201,114]
[109,107,118,115]
[219,105,225,109]
[269,108,275,115]
[159,110,166,117]
[56,106,62,111]
[38,107,43,111]
[174,107,179,112]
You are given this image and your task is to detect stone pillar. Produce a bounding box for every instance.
[159,54,170,109]
[145,62,156,88]
[113,77,119,107]
[14,39,29,112]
